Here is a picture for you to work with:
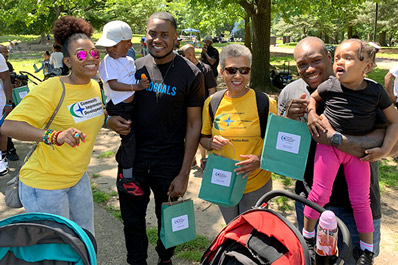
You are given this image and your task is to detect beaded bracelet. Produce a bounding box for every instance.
[43,129,56,146]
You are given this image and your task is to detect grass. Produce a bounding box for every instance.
[378,159,398,191]
[146,227,211,262]
[98,150,115,158]
[366,68,388,85]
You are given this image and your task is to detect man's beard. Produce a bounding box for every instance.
[149,47,174,60]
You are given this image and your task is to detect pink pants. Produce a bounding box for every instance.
[304,143,374,233]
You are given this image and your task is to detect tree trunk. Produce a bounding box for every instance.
[250,0,272,92]
[325,34,329,44]
[40,33,46,44]
[348,26,353,39]
[379,31,387,46]
[341,32,345,41]
[244,14,251,50]
[334,32,339,44]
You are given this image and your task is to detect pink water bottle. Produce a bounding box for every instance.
[315,210,338,265]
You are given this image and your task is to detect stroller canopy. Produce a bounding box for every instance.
[0,212,97,265]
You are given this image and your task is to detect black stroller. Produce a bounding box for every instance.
[201,190,352,265]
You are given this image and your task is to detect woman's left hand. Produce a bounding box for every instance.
[56,128,86,147]
[234,154,261,178]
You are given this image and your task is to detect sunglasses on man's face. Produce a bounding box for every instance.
[224,67,251,75]
[75,49,100,61]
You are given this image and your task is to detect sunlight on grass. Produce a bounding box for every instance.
[378,159,398,191]
[98,150,115,159]
[146,227,211,262]
[366,68,389,85]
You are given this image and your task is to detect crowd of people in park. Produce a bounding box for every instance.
[1,11,398,265]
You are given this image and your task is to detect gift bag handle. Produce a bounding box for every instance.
[167,195,185,206]
[218,141,238,160]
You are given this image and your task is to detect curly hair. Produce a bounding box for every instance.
[219,44,252,70]
[52,16,94,57]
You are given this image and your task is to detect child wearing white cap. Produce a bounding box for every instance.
[97,20,149,195]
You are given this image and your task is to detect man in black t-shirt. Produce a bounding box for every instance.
[108,12,204,265]
[181,44,216,98]
[278,36,398,264]
[200,36,219,78]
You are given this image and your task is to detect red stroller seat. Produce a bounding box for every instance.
[201,190,351,265]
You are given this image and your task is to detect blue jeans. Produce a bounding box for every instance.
[19,172,94,235]
[296,201,380,265]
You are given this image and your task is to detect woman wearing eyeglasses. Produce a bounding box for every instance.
[200,44,277,223]
[1,16,104,235]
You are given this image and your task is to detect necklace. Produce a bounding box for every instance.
[151,55,175,103]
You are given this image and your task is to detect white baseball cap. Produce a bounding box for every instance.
[96,21,132,47]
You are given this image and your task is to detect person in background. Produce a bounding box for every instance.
[200,36,219,78]
[180,43,216,171]
[200,44,277,224]
[127,47,136,60]
[173,37,182,53]
[49,43,64,75]
[140,36,149,57]
[8,40,15,57]
[0,45,19,162]
[384,64,398,107]
[1,16,105,236]
[97,20,150,196]
[35,51,52,77]
[0,51,13,175]
[107,11,204,265]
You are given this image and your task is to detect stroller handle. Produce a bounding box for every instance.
[255,190,352,265]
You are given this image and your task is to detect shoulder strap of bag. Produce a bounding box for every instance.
[209,89,269,138]
[22,78,66,164]
[209,89,227,123]
[254,90,269,139]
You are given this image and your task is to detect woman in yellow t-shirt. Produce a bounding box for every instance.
[1,16,105,235]
[200,44,277,223]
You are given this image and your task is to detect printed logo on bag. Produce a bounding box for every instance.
[211,169,232,187]
[171,214,189,232]
[68,97,103,123]
[276,132,301,154]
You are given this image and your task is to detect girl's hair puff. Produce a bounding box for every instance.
[52,16,94,57]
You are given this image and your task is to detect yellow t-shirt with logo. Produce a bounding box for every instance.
[201,89,277,193]
[6,77,104,190]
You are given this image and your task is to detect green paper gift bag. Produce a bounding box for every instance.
[160,198,196,249]
[12,85,29,106]
[198,143,248,207]
[260,113,311,181]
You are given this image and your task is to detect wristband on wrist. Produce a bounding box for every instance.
[105,115,111,128]
[54,130,63,146]
[5,104,12,107]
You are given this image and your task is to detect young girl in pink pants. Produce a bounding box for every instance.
[304,39,398,264]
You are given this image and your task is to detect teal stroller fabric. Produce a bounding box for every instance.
[0,212,97,265]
